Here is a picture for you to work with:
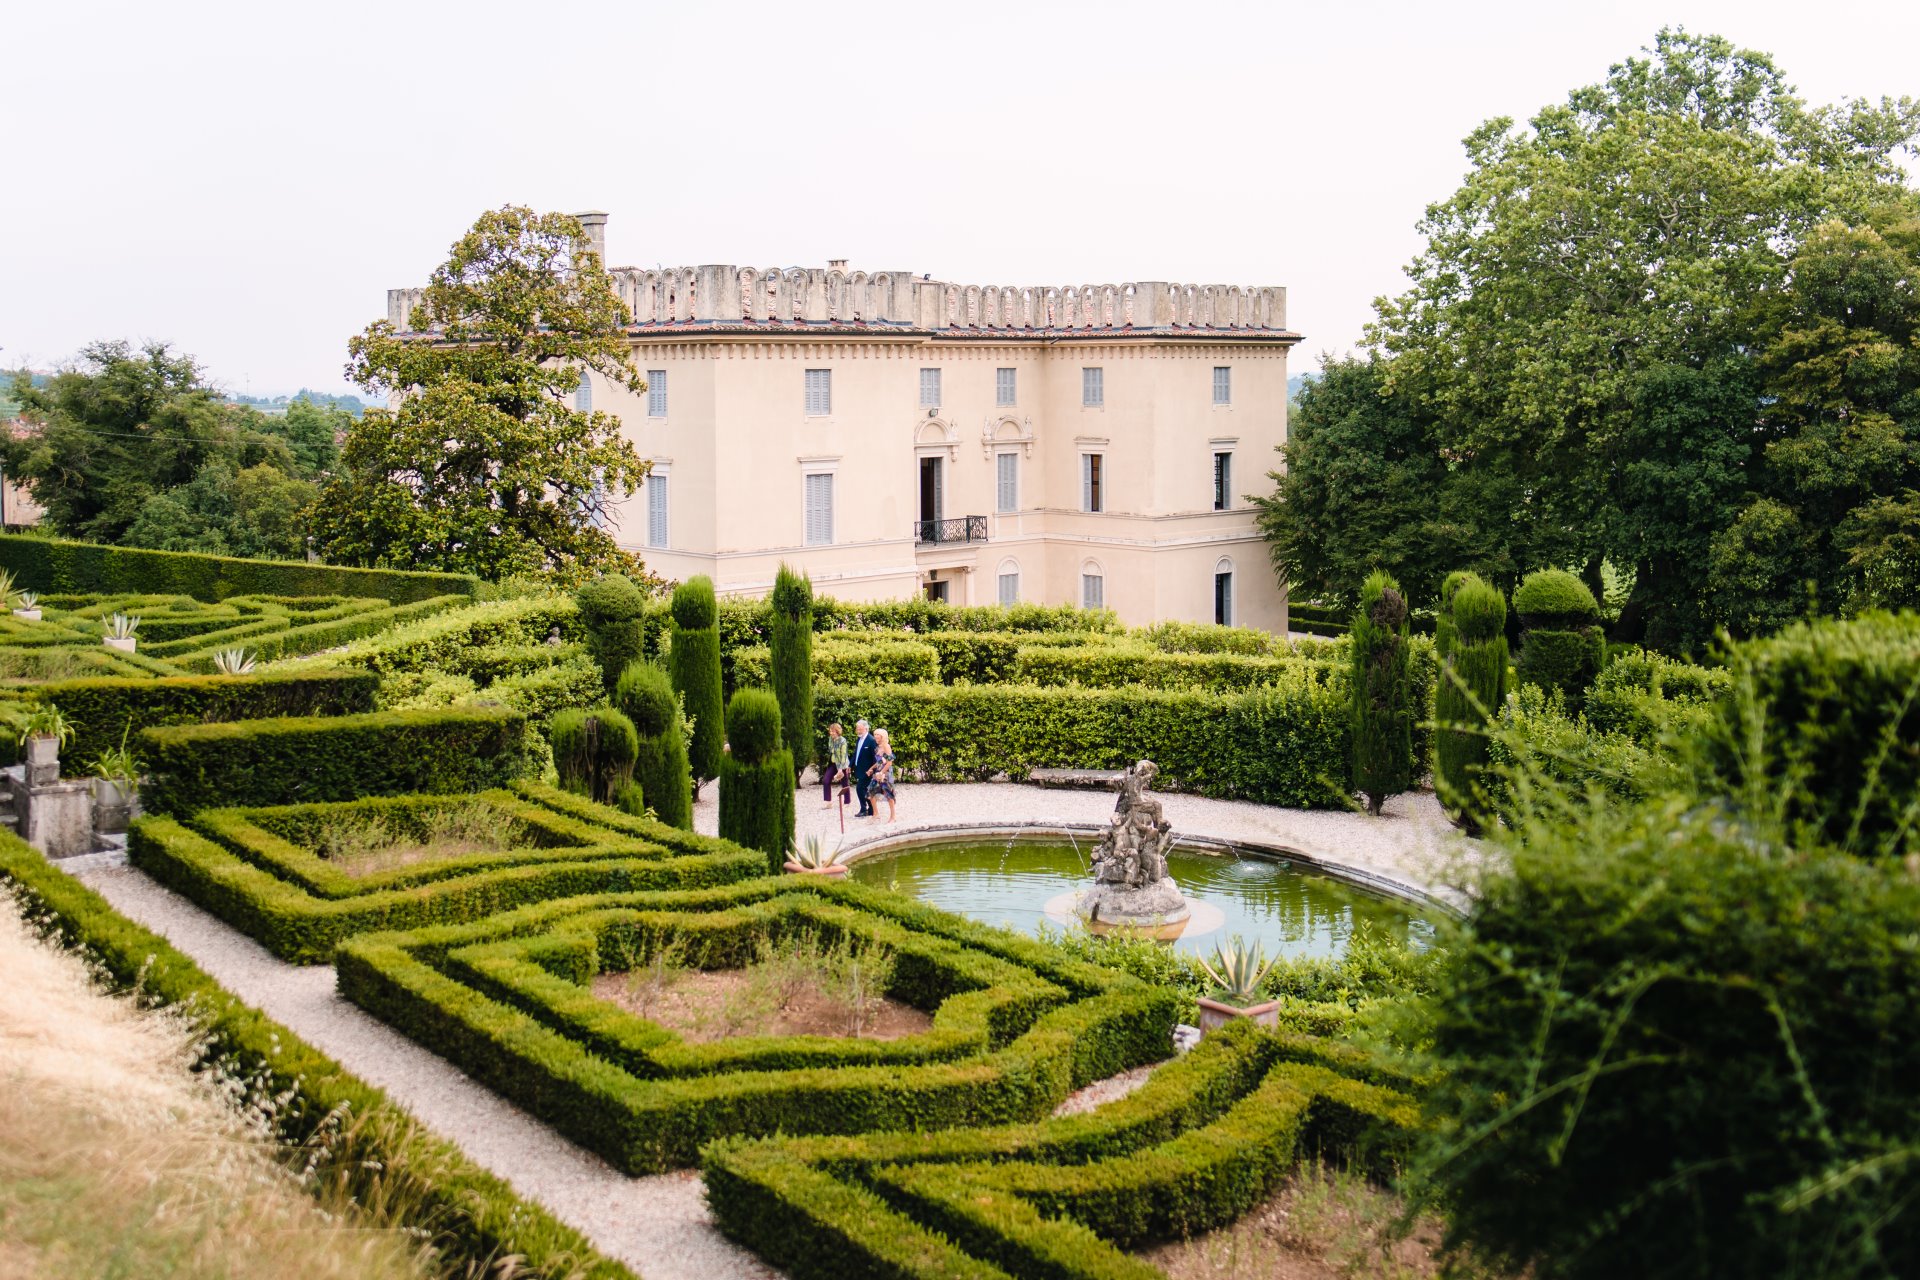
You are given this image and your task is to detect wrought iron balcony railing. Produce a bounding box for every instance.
[913,515,989,545]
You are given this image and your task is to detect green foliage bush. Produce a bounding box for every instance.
[172,595,469,669]
[768,565,813,773]
[0,532,479,604]
[277,595,581,677]
[1511,568,1600,625]
[575,574,646,694]
[125,782,762,962]
[1411,790,1920,1279]
[31,669,378,765]
[1012,642,1317,693]
[732,635,940,689]
[1480,684,1670,823]
[814,675,1350,808]
[1512,570,1605,708]
[1584,648,1731,744]
[669,577,724,782]
[718,689,794,868]
[616,661,693,832]
[1700,612,1920,858]
[552,708,639,804]
[138,706,532,814]
[1350,571,1413,814]
[0,830,635,1279]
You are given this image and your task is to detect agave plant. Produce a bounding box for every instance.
[788,832,844,870]
[13,590,37,610]
[1196,935,1276,1006]
[213,648,257,675]
[104,612,141,639]
[0,569,16,601]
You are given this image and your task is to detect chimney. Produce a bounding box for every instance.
[574,210,609,265]
[828,258,848,272]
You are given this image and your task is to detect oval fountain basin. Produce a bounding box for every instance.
[848,836,1431,960]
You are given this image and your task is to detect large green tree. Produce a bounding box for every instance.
[311,206,650,583]
[4,341,335,557]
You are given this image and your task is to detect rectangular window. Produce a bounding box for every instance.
[919,367,942,409]
[804,368,832,416]
[1082,366,1104,408]
[996,367,1017,406]
[1081,453,1103,513]
[647,473,669,548]
[1212,366,1231,405]
[1213,451,1233,511]
[1082,573,1104,611]
[996,451,1019,513]
[998,571,1019,606]
[1214,570,1233,626]
[647,369,667,417]
[804,472,835,545]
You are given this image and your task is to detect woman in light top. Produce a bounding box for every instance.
[822,721,850,806]
[867,728,897,822]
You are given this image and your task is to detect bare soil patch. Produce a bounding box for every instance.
[1145,1162,1467,1280]
[593,965,934,1041]
[314,801,521,878]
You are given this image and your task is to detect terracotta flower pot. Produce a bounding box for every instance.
[782,860,850,876]
[1195,995,1281,1034]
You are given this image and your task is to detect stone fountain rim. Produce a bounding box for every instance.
[827,819,1456,916]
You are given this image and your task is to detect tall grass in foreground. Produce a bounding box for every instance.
[0,903,436,1280]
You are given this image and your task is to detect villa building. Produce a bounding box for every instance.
[387,213,1301,630]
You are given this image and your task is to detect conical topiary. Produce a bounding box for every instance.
[1350,569,1413,816]
[717,687,795,871]
[769,563,813,786]
[668,575,724,789]
[1434,573,1508,832]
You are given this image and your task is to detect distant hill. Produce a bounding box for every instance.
[1288,373,1316,400]
[229,389,371,417]
[0,370,51,420]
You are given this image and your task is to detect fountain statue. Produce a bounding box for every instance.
[1076,760,1191,929]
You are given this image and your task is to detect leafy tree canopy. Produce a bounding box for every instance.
[310,206,651,584]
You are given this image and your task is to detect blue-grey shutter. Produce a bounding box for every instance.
[919,367,941,409]
[996,367,1016,406]
[575,370,593,412]
[998,572,1019,606]
[805,473,834,544]
[1212,366,1231,404]
[648,474,669,547]
[997,453,1018,513]
[648,369,668,417]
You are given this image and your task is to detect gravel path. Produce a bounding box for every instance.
[699,778,1475,910]
[68,862,781,1280]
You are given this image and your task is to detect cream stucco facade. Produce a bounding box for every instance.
[387,216,1300,631]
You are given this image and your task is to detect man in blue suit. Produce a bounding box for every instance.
[850,719,876,817]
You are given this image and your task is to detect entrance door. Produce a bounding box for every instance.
[924,579,950,603]
[919,456,943,536]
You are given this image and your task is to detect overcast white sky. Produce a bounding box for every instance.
[3,0,1915,397]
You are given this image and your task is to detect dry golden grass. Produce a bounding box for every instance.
[0,902,435,1280]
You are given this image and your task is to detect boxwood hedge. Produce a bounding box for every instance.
[137,705,533,814]
[34,668,379,765]
[0,829,634,1280]
[127,782,763,962]
[703,1018,1419,1280]
[334,874,1180,1173]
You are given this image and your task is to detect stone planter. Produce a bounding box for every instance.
[104,636,137,653]
[92,777,138,835]
[1195,995,1280,1034]
[782,861,850,876]
[11,608,41,621]
[24,734,60,787]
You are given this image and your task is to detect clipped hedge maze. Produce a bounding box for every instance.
[334,875,1182,1173]
[127,781,762,963]
[705,1020,1421,1280]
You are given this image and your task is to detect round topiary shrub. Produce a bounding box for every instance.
[725,688,782,765]
[614,659,692,829]
[550,706,638,804]
[670,574,718,630]
[576,574,647,694]
[1453,576,1507,643]
[1514,569,1604,708]
[1512,569,1599,628]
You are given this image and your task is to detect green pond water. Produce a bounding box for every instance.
[848,837,1432,961]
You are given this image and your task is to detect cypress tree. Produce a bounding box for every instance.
[615,659,693,830]
[575,574,647,694]
[1435,574,1509,833]
[550,707,639,805]
[1434,568,1476,662]
[1350,569,1414,816]
[768,563,813,786]
[668,575,724,789]
[717,687,795,871]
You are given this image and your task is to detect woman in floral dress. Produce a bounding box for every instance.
[867,728,897,822]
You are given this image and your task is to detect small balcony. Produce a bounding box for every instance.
[913,515,989,545]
